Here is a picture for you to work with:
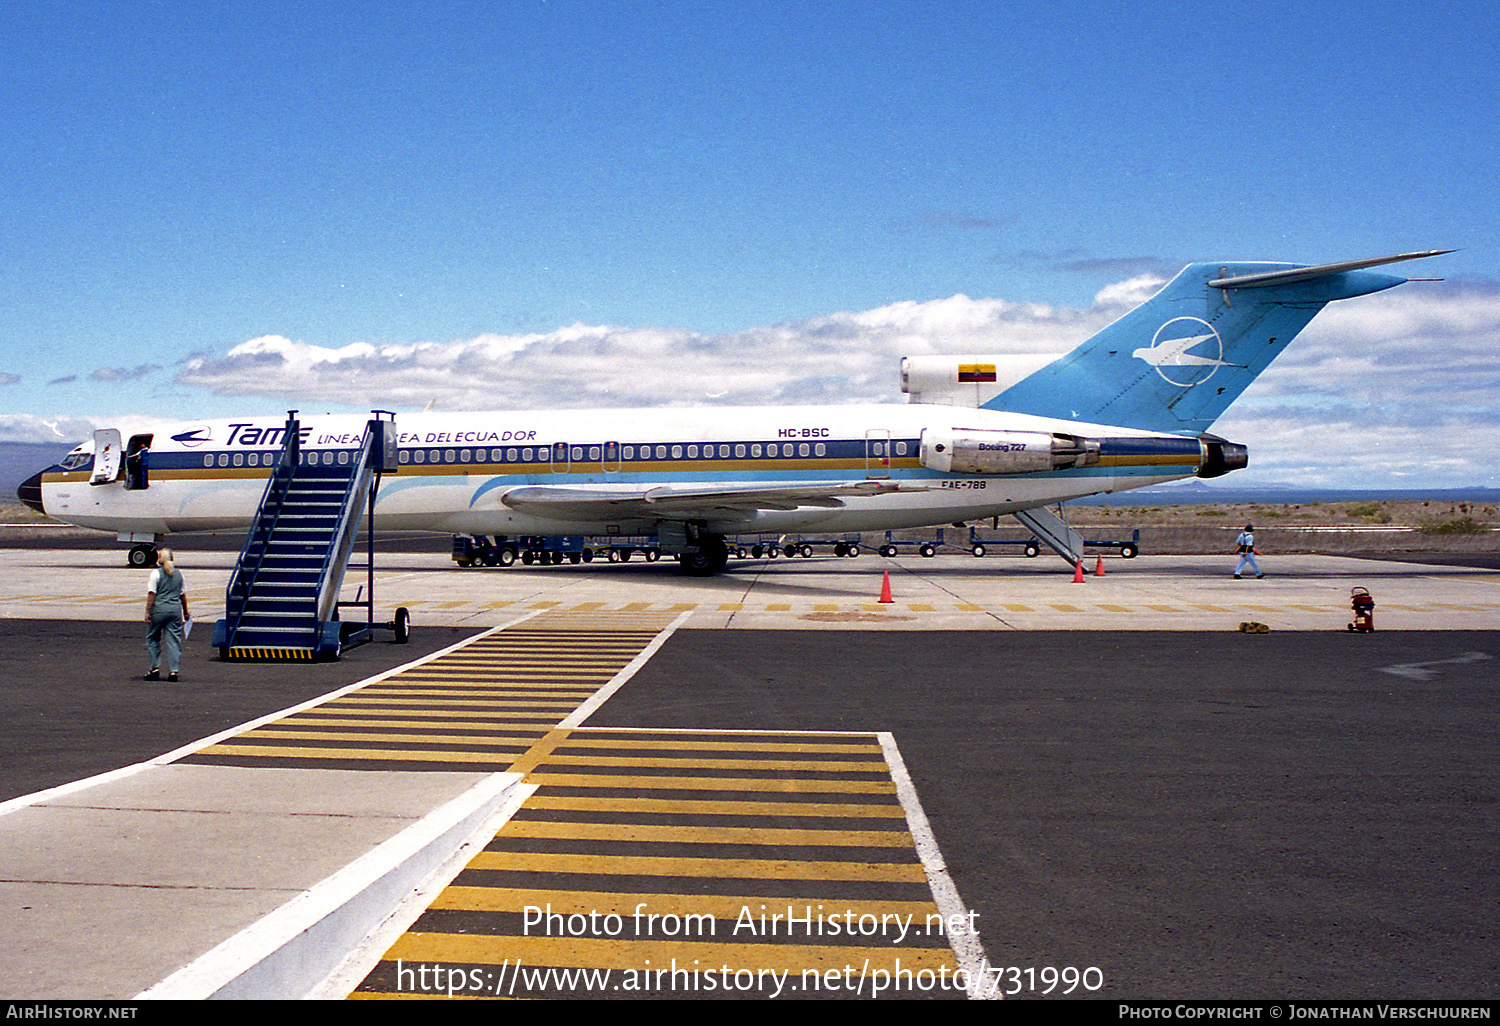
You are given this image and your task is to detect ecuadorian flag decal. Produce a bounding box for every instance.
[957,364,997,383]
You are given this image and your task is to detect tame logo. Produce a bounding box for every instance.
[171,426,213,447]
[1132,317,1232,388]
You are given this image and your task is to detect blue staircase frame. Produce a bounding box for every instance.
[212,411,399,661]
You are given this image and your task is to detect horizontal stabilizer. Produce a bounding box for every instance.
[1208,250,1453,289]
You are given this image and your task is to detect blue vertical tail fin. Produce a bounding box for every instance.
[983,251,1450,434]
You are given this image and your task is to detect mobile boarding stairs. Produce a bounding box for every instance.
[212,411,409,662]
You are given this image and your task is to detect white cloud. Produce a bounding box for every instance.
[17,274,1490,490]
[175,295,1119,411]
[0,415,107,443]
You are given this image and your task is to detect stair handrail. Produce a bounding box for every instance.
[222,413,302,648]
[312,419,379,626]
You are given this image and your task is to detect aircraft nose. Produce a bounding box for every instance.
[16,471,45,514]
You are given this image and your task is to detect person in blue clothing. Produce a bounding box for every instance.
[1234,523,1264,580]
[144,547,191,681]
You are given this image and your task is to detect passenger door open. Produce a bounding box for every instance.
[90,429,123,485]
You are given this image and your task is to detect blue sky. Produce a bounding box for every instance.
[1,0,1496,487]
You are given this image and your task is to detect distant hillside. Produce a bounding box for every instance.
[0,442,74,498]
[1073,481,1500,506]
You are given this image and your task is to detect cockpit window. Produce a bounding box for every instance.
[59,451,92,470]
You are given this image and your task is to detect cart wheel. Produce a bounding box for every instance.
[393,607,410,644]
[880,545,896,558]
[847,544,860,558]
[971,544,986,558]
[834,543,847,557]
[800,544,813,558]
[1024,542,1040,558]
[751,545,763,559]
[919,544,936,558]
[1120,543,1138,559]
[498,546,517,567]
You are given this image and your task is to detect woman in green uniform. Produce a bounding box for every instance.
[144,548,191,682]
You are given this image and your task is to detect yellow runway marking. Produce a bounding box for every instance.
[432,887,938,920]
[467,850,926,882]
[274,716,549,734]
[523,773,895,794]
[195,744,523,764]
[388,934,954,974]
[1095,604,1131,612]
[246,729,547,747]
[500,821,914,848]
[523,795,907,818]
[561,737,883,754]
[541,754,888,773]
[1001,603,1032,612]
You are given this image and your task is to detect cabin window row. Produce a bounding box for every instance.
[202,451,352,468]
[199,440,912,469]
[389,440,910,464]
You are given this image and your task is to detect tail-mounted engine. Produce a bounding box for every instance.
[920,428,1101,475]
[1196,435,1249,478]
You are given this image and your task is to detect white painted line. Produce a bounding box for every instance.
[307,780,540,999]
[0,612,542,820]
[137,771,527,1000]
[555,611,692,729]
[1378,650,1491,680]
[879,731,997,1001]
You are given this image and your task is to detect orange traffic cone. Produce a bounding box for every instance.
[1073,560,1085,583]
[878,571,894,603]
[1095,554,1105,576]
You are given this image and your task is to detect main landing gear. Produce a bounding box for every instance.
[679,535,729,577]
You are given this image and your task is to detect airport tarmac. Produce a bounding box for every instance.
[1,545,1497,632]
[0,546,1494,1000]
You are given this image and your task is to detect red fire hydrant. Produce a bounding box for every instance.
[1347,587,1375,633]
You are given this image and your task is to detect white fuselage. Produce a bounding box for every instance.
[37,404,1206,539]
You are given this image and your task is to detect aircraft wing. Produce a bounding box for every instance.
[499,480,926,521]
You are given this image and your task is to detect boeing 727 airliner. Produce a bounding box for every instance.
[17,251,1449,575]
